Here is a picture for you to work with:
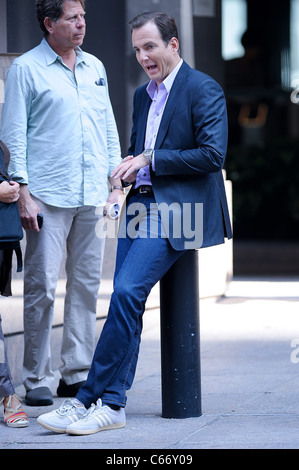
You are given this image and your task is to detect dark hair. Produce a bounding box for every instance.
[36,0,85,36]
[129,11,179,46]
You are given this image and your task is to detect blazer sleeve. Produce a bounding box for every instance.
[154,75,228,176]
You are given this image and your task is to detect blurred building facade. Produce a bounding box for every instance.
[223,0,299,274]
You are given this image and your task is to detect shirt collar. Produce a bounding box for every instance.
[147,58,183,99]
[41,37,88,67]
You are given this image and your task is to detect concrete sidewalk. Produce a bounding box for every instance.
[1,275,299,450]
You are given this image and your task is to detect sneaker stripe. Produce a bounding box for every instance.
[104,414,113,426]
[95,415,106,427]
[95,414,112,427]
[68,414,80,424]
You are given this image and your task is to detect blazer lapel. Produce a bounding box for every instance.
[155,61,191,149]
[135,91,151,155]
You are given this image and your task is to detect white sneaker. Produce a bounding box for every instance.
[37,399,87,433]
[66,399,126,435]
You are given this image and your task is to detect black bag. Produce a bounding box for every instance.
[0,140,23,296]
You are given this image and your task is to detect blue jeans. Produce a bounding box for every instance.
[77,193,184,408]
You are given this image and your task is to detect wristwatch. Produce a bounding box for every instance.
[111,185,125,193]
[143,148,154,165]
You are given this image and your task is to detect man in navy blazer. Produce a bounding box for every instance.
[122,44,232,250]
[37,11,232,436]
[124,66,232,250]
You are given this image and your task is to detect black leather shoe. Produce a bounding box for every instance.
[56,379,85,397]
[25,386,53,406]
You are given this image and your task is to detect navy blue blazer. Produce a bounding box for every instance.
[128,60,233,251]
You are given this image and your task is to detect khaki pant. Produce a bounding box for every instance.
[0,315,15,398]
[0,250,15,397]
[23,199,105,391]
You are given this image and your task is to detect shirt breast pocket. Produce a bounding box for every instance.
[91,85,107,111]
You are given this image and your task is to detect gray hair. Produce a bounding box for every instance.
[36,0,86,36]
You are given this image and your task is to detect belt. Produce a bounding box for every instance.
[132,185,153,194]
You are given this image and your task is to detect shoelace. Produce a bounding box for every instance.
[57,399,80,416]
[84,403,97,419]
[82,399,109,421]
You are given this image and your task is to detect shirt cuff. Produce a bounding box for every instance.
[9,171,28,185]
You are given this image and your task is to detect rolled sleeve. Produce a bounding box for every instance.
[1,64,30,184]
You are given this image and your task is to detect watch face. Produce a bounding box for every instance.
[144,149,153,157]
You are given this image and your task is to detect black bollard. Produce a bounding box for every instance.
[160,249,201,419]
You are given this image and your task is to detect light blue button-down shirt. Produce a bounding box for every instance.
[0,38,121,207]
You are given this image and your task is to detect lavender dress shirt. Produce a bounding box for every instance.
[134,59,183,188]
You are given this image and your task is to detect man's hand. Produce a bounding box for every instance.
[104,188,124,220]
[104,176,126,220]
[111,154,148,183]
[18,185,41,232]
[0,181,20,203]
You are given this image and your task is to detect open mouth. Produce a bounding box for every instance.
[146,65,157,72]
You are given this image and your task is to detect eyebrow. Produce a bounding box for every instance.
[65,11,86,19]
[133,41,156,50]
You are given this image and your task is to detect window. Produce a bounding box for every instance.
[221,0,247,60]
[291,0,299,83]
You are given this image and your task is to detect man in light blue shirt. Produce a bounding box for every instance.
[0,0,123,406]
